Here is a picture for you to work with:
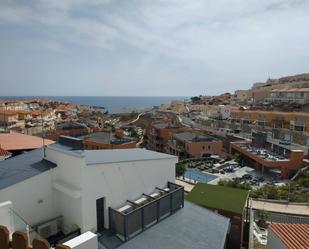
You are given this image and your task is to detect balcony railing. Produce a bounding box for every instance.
[265,97,305,104]
[109,182,184,241]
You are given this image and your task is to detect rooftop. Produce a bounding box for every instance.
[56,122,88,130]
[0,110,17,116]
[269,223,309,249]
[84,148,176,165]
[0,148,57,190]
[185,183,249,215]
[105,201,229,249]
[48,138,177,165]
[82,132,134,145]
[173,132,215,143]
[153,123,181,130]
[0,133,54,151]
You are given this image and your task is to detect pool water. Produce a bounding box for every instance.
[184,169,218,183]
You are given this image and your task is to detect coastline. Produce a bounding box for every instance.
[0,96,187,114]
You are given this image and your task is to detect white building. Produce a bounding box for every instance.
[0,136,230,249]
[218,105,231,120]
[0,136,177,235]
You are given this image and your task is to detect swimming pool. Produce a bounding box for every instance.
[184,169,218,183]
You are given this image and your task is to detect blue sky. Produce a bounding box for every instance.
[1,0,309,96]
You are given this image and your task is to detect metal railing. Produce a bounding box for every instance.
[109,182,184,241]
[255,211,309,224]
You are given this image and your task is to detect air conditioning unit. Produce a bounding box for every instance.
[37,219,62,238]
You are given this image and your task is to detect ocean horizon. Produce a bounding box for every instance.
[0,96,188,114]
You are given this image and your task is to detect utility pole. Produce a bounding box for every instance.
[287,181,290,203]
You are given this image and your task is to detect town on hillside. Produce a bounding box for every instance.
[1,73,309,249]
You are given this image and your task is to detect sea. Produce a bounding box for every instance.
[0,96,187,114]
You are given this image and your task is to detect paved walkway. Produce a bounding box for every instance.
[251,199,309,216]
[175,179,195,192]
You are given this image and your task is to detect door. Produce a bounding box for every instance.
[96,197,105,232]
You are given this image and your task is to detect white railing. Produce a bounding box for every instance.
[252,222,267,245]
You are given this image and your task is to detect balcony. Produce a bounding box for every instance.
[265,97,305,104]
[109,182,184,241]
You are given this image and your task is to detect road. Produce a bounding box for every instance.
[251,199,309,216]
[131,112,144,124]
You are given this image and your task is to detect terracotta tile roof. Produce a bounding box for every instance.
[0,147,11,157]
[0,110,17,116]
[0,133,54,151]
[269,223,309,249]
[16,110,31,115]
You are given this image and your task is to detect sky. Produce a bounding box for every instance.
[0,0,309,96]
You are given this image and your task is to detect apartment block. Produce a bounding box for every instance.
[167,132,223,158]
[82,131,137,150]
[267,88,309,105]
[230,110,309,132]
[147,122,189,152]
[0,111,18,128]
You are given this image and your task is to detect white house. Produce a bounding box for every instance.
[0,136,177,236]
[0,136,231,249]
[218,105,231,120]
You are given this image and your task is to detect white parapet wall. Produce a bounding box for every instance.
[0,201,14,234]
[63,231,98,249]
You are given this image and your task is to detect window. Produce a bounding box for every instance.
[208,145,211,150]
[202,146,205,150]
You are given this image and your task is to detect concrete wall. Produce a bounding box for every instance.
[83,140,137,150]
[0,171,58,226]
[267,229,288,249]
[45,147,84,231]
[186,140,223,157]
[81,157,177,232]
[54,189,82,233]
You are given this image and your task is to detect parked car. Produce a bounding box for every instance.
[279,139,291,145]
[242,174,253,180]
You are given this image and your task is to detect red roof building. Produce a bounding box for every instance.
[0,133,54,153]
[268,223,309,249]
[0,147,12,160]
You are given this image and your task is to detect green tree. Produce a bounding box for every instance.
[176,163,186,177]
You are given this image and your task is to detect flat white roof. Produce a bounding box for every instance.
[84,148,177,165]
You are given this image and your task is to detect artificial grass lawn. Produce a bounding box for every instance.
[185,183,249,215]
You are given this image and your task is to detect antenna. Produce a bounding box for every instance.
[41,109,46,157]
[4,102,7,133]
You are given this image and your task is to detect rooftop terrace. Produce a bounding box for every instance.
[173,132,216,143]
[185,183,249,215]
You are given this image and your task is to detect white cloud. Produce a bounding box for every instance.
[0,0,309,95]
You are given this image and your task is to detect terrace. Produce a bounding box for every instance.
[239,144,288,162]
[108,182,184,242]
[230,141,305,178]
